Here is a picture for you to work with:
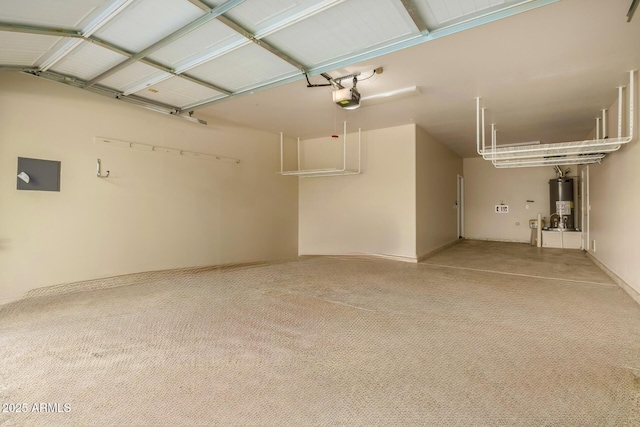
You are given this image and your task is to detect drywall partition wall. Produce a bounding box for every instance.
[416,126,463,258]
[463,157,578,242]
[0,72,298,304]
[588,80,640,299]
[298,124,417,260]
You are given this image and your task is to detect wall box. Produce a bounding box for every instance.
[16,157,61,192]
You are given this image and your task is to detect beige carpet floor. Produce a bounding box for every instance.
[1,240,639,426]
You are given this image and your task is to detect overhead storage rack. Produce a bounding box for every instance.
[279,122,361,178]
[475,70,636,168]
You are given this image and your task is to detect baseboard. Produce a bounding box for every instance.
[361,253,418,263]
[300,252,418,263]
[464,237,531,244]
[587,252,640,306]
[4,259,297,306]
[417,238,462,262]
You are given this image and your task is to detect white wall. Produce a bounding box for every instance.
[416,126,462,258]
[587,72,640,298]
[0,72,298,304]
[463,157,574,242]
[298,124,416,260]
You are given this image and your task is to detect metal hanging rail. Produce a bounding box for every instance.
[475,70,636,168]
[278,121,361,177]
[95,137,240,164]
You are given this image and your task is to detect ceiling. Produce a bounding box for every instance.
[1,0,639,158]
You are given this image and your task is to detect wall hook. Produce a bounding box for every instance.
[97,159,109,178]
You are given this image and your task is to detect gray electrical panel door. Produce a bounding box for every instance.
[17,157,61,192]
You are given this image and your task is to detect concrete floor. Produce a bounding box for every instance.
[1,240,639,426]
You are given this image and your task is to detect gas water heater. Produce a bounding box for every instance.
[549,178,574,230]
